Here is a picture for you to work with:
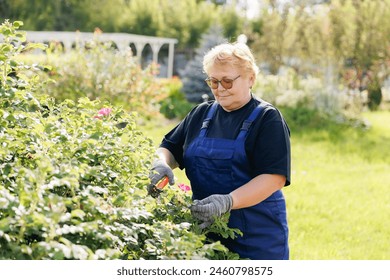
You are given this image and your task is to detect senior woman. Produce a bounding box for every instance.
[150,42,291,260]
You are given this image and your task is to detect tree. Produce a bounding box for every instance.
[158,0,217,50]
[180,25,227,103]
[0,0,234,52]
[0,0,125,32]
[118,0,162,36]
[329,0,390,109]
[248,0,390,110]
[249,5,291,74]
[220,3,246,41]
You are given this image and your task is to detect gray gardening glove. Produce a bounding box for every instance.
[190,194,233,229]
[149,159,175,186]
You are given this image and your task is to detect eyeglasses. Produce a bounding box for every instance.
[205,75,241,89]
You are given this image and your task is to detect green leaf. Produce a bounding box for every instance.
[89,132,103,140]
[24,42,47,51]
[71,209,86,221]
[13,21,23,28]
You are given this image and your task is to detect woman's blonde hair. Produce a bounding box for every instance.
[203,42,259,79]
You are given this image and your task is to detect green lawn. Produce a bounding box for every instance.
[285,111,390,259]
[144,111,390,260]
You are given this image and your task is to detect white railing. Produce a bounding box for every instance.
[23,31,178,78]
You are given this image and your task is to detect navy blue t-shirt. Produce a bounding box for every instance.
[160,97,291,186]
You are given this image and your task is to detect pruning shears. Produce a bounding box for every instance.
[147,176,169,198]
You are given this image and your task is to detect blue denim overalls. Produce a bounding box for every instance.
[184,102,289,259]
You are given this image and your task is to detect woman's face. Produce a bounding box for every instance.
[207,64,254,112]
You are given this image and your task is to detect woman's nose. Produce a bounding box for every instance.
[217,81,225,90]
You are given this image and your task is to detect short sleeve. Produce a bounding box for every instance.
[247,108,291,186]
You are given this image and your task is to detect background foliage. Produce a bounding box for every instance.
[2,0,389,108]
[180,25,227,103]
[249,0,390,109]
[0,0,239,50]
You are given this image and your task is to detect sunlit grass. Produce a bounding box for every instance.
[285,110,390,259]
[143,111,390,259]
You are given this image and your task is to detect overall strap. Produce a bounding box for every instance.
[237,103,266,140]
[199,102,219,137]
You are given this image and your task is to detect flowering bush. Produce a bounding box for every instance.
[254,69,367,127]
[0,20,240,260]
[93,107,112,119]
[30,30,167,118]
[177,183,191,192]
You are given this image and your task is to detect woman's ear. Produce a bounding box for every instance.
[249,74,255,89]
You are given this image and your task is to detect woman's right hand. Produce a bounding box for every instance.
[149,159,175,186]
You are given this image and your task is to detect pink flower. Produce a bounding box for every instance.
[94,108,112,119]
[178,183,191,192]
[97,108,112,116]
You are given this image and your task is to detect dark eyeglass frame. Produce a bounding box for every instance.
[205,75,241,89]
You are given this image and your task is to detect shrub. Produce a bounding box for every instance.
[254,69,367,128]
[159,77,194,119]
[0,20,240,260]
[367,78,382,111]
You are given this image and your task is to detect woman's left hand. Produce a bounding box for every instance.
[190,194,233,229]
